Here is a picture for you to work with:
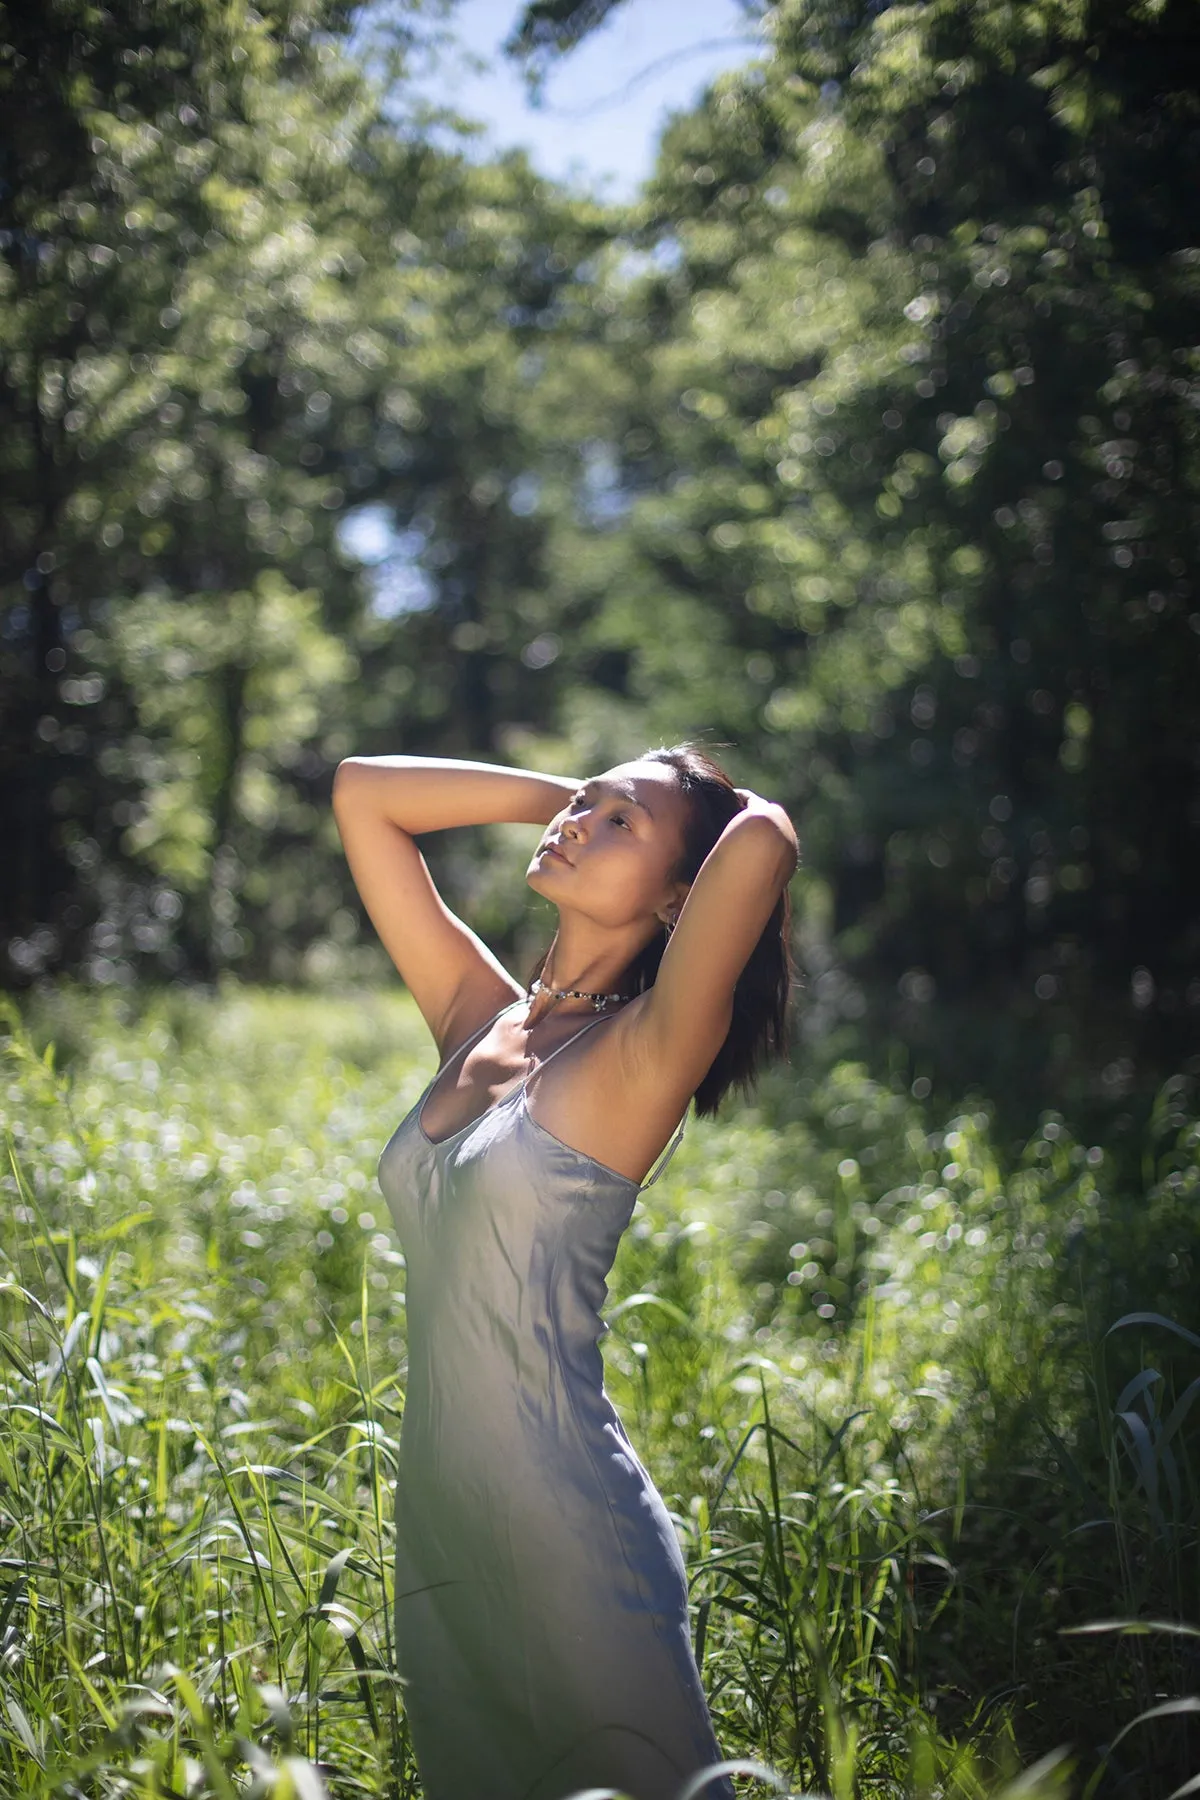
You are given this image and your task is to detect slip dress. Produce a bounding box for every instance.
[377,1000,735,1800]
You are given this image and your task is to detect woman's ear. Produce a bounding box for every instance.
[657,879,691,931]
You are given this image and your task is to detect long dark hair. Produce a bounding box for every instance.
[532,745,795,1118]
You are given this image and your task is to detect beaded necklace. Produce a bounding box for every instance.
[529,977,628,1014]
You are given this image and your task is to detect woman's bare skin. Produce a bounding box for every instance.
[333,754,797,1184]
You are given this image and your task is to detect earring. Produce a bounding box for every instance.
[664,915,676,938]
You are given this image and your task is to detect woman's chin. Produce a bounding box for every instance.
[525,860,558,894]
[527,858,578,906]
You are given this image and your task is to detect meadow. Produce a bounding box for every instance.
[1,987,1196,1798]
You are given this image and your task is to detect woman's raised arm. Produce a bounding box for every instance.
[332,757,579,1052]
[630,789,798,1095]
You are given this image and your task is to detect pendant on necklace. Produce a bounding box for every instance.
[529,977,627,1012]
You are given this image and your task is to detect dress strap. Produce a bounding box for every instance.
[520,1012,610,1091]
[522,1013,687,1187]
[641,1112,687,1188]
[435,996,524,1077]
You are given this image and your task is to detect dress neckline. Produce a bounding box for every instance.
[415,1002,609,1152]
[416,1085,639,1189]
[400,997,686,1191]
[416,1075,526,1151]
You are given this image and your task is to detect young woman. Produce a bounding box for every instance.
[333,745,797,1800]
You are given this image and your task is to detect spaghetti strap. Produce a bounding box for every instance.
[435,996,524,1078]
[519,1011,610,1092]
[422,1004,615,1150]
[525,1017,687,1190]
[641,1112,687,1188]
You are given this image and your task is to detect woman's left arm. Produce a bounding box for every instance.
[631,790,799,1088]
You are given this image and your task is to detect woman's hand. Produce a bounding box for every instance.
[735,787,800,848]
[333,756,579,1050]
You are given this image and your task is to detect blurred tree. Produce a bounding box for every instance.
[0,0,632,984]
[528,0,1200,1124]
[506,0,632,63]
[346,148,616,764]
[506,0,766,67]
[0,0,421,980]
[6,0,1197,1115]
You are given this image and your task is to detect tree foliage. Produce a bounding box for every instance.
[523,0,1200,1123]
[1,0,386,977]
[3,4,1200,1782]
[2,0,1198,1127]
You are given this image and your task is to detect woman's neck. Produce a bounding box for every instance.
[530,918,650,1023]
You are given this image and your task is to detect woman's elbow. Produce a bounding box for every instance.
[738,807,799,880]
[332,756,368,815]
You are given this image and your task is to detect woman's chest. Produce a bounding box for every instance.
[378,1104,632,1278]
[379,1103,537,1249]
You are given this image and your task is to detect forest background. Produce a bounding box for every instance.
[5,0,1198,1133]
[2,0,1199,1795]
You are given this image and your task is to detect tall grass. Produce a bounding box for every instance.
[0,987,1195,1797]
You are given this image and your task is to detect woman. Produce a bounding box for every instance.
[333,744,798,1800]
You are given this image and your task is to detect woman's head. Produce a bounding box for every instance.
[526,757,693,936]
[527,745,794,1116]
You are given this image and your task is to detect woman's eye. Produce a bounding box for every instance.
[612,813,630,829]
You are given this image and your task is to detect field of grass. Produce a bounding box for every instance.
[1,986,1197,1799]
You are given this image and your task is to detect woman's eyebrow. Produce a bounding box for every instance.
[593,778,654,818]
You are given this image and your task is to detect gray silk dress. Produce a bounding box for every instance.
[376,1003,735,1800]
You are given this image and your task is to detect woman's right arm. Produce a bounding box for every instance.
[333,756,578,1052]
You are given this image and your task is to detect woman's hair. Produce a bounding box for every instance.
[532,744,794,1118]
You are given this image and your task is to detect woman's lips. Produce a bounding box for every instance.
[540,841,571,865]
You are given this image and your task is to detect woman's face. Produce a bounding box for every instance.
[526,760,691,932]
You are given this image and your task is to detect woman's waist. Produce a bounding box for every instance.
[405,1288,608,1371]
[399,1346,618,1471]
